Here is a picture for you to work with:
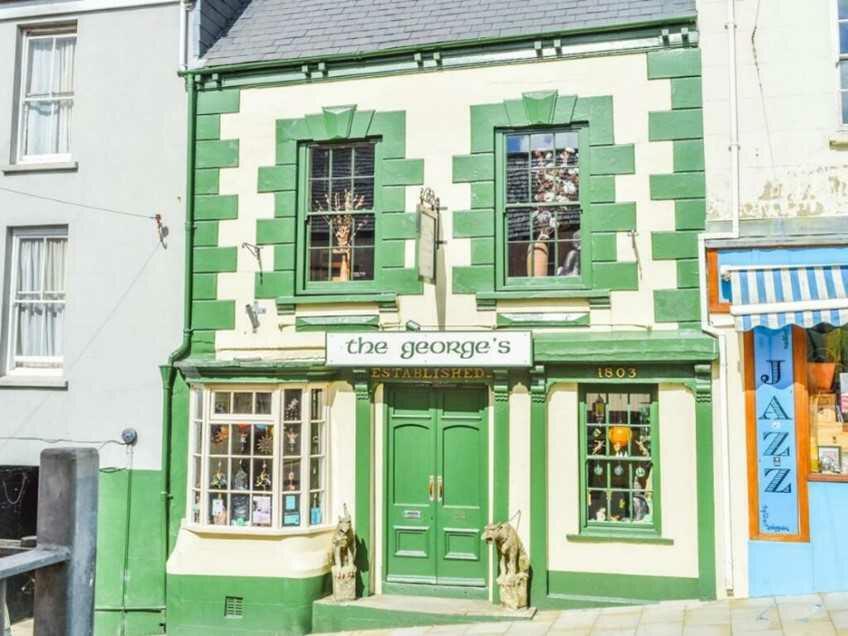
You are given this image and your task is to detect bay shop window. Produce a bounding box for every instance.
[188,386,328,530]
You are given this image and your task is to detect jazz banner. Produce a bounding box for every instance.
[753,326,799,536]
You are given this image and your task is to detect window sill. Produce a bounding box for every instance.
[2,161,78,174]
[185,523,335,538]
[0,375,68,389]
[277,292,398,314]
[566,532,673,545]
[477,288,611,310]
[808,473,848,483]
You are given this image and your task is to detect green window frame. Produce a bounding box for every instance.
[578,385,661,537]
[296,138,384,295]
[495,126,592,291]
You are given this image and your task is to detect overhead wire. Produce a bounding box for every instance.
[0,184,156,220]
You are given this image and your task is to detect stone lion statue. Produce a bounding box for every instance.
[332,504,356,570]
[481,521,529,577]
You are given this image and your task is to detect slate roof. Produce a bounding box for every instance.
[203,0,696,67]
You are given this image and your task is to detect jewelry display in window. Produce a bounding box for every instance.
[231,495,249,526]
[237,425,250,454]
[212,425,229,446]
[634,435,650,457]
[255,462,272,490]
[318,191,368,282]
[285,427,299,453]
[211,495,227,525]
[284,393,300,420]
[257,429,274,455]
[210,461,227,489]
[311,493,322,526]
[608,426,631,456]
[592,394,606,422]
[286,468,297,492]
[233,462,249,490]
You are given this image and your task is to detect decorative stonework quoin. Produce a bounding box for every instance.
[331,504,357,601]
[482,521,530,610]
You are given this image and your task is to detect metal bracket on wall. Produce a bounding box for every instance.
[241,242,263,281]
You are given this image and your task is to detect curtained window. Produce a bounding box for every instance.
[7,228,67,373]
[17,26,76,162]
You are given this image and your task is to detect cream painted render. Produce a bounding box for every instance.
[548,384,700,579]
[698,0,848,221]
[214,49,680,359]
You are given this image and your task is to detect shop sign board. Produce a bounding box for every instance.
[325,332,532,368]
[753,325,799,536]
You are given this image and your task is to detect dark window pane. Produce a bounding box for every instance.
[311,147,329,179]
[352,246,374,280]
[842,21,848,54]
[309,216,330,247]
[841,62,848,89]
[310,179,329,211]
[841,0,848,19]
[506,209,532,241]
[556,207,581,232]
[508,241,530,277]
[331,177,351,202]
[353,177,374,209]
[354,143,375,176]
[506,153,530,203]
[352,214,375,245]
[331,146,352,177]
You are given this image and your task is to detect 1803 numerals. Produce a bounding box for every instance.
[596,367,637,379]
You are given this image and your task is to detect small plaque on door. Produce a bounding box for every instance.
[403,510,422,519]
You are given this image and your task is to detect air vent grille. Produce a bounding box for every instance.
[224,596,243,618]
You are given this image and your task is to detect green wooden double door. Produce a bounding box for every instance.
[385,386,489,589]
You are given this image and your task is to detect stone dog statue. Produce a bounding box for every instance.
[330,505,357,601]
[481,521,530,609]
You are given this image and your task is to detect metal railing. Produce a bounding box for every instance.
[0,449,98,636]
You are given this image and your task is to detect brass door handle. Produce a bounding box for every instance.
[437,475,444,502]
[428,475,435,501]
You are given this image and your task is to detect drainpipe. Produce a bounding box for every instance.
[697,0,742,597]
[178,0,192,71]
[159,74,197,623]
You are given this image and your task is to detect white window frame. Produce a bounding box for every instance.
[187,384,332,535]
[5,226,68,376]
[16,24,77,164]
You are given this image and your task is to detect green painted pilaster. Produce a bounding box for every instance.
[528,368,547,607]
[353,372,373,597]
[492,372,511,605]
[692,365,717,600]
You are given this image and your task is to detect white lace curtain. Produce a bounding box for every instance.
[21,33,75,158]
[14,237,66,364]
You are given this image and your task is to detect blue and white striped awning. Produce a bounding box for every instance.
[722,264,848,331]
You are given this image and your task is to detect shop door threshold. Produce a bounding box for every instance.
[382,581,488,600]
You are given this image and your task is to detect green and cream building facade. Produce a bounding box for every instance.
[163,4,720,632]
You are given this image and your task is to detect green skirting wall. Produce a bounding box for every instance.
[94,469,166,636]
[166,574,330,635]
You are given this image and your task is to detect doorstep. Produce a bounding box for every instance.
[312,594,536,633]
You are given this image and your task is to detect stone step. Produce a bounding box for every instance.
[312,593,535,633]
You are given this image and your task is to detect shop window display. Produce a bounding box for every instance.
[188,386,328,529]
[808,325,848,476]
[504,130,581,279]
[583,389,656,528]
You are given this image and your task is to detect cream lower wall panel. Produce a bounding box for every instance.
[509,386,532,554]
[166,527,333,578]
[329,381,357,525]
[547,384,699,578]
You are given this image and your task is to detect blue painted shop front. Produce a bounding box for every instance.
[750,482,848,596]
[716,245,848,597]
